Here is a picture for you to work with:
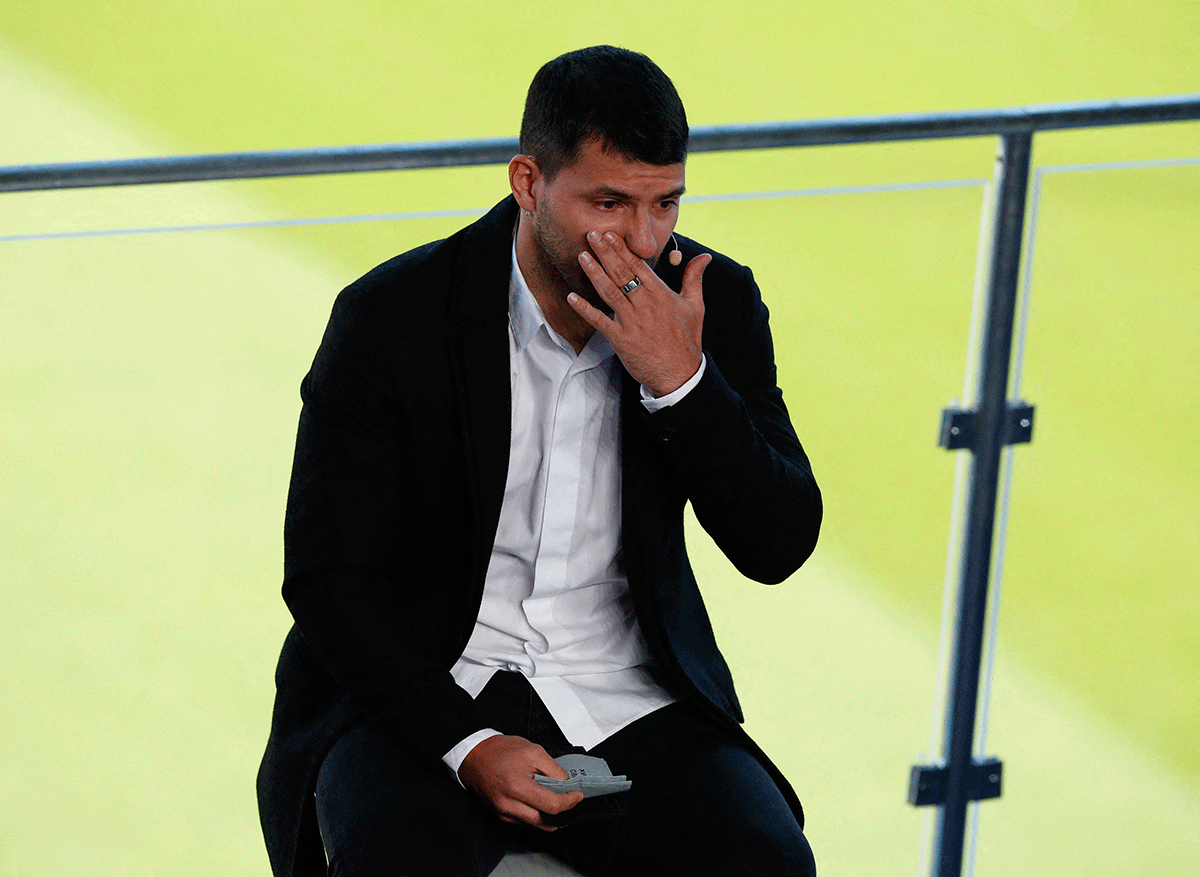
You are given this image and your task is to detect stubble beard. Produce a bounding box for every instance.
[532,211,607,312]
[532,211,659,316]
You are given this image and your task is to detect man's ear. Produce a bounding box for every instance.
[508,154,541,213]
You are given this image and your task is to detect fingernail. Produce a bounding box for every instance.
[587,230,600,243]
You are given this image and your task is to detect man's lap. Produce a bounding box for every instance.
[314,676,814,877]
[564,700,815,876]
[316,723,510,876]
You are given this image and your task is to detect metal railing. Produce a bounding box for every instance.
[5,93,1199,877]
[2,94,1197,193]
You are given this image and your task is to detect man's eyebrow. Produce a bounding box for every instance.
[584,185,687,200]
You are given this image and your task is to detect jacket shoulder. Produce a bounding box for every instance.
[328,196,518,329]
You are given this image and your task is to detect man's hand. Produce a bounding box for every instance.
[570,230,712,398]
[457,735,585,831]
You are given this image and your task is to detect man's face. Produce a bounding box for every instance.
[530,138,686,310]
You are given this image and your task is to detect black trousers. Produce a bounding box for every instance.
[315,672,816,877]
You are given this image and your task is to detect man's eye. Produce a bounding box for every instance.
[597,200,618,210]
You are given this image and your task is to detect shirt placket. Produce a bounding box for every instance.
[522,348,597,669]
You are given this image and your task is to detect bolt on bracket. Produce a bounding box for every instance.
[939,402,1035,451]
[907,757,1003,807]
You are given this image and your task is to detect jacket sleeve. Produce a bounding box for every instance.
[637,261,821,584]
[280,279,492,766]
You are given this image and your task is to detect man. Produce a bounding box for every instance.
[258,45,822,877]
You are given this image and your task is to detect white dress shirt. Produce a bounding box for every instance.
[443,242,704,777]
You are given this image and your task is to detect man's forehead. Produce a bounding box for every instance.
[553,139,686,193]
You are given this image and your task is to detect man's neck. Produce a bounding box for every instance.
[514,215,596,355]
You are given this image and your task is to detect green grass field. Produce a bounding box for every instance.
[3,2,1199,874]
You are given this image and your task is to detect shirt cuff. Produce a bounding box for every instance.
[442,728,504,788]
[640,355,707,412]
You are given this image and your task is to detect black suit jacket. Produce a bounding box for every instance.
[257,196,822,877]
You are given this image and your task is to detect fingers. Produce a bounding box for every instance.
[579,230,708,305]
[527,784,585,816]
[577,250,628,315]
[523,747,583,815]
[493,777,584,832]
[585,229,645,294]
[572,230,658,321]
[457,735,584,832]
[496,801,548,828]
[566,286,612,335]
[577,230,662,321]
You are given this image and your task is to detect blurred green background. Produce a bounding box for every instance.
[2,1,1198,874]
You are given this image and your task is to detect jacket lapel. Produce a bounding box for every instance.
[448,198,519,611]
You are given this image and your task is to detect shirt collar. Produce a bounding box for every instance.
[509,239,614,364]
[509,238,543,352]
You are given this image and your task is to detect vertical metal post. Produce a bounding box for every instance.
[932,131,1033,877]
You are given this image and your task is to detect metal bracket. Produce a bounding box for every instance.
[939,402,1035,450]
[907,757,1003,806]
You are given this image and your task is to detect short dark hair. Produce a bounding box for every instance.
[519,45,689,180]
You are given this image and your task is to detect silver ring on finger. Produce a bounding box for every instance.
[621,276,642,294]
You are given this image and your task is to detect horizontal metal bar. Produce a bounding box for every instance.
[3,93,1198,193]
[0,137,520,193]
[1035,155,1200,175]
[691,93,1200,152]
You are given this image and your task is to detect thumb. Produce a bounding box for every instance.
[532,749,570,781]
[680,252,713,307]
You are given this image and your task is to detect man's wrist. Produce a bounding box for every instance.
[443,728,504,787]
[640,354,707,412]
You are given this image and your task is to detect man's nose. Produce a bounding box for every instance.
[624,211,660,262]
